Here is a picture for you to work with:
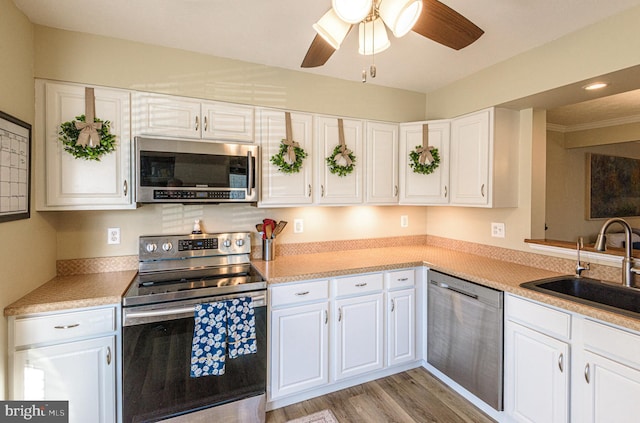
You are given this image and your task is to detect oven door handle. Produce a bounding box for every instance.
[126,306,196,320]
[124,294,267,324]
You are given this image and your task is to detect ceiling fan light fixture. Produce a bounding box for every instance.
[313,9,352,49]
[332,0,372,24]
[379,0,423,37]
[358,17,390,55]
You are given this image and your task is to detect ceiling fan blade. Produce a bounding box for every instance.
[301,34,337,68]
[412,0,484,50]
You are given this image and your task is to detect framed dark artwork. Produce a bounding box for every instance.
[0,110,31,223]
[587,153,640,219]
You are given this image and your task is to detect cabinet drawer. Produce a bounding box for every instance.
[584,319,640,369]
[385,269,415,290]
[13,307,116,347]
[333,273,384,297]
[506,294,571,340]
[270,280,329,307]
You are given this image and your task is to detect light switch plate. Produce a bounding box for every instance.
[294,219,304,233]
[400,215,409,227]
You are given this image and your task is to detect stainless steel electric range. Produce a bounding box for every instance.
[122,232,267,423]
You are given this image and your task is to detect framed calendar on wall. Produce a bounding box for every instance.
[0,110,31,223]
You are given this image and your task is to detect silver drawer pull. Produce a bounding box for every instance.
[397,277,408,282]
[295,291,310,296]
[54,323,80,329]
[355,282,367,287]
[391,299,395,312]
[324,310,328,324]
[107,346,112,365]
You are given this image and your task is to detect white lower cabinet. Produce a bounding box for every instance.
[269,269,419,407]
[269,280,330,401]
[333,292,384,380]
[9,306,118,423]
[506,294,640,423]
[505,320,569,423]
[270,301,329,399]
[577,319,640,423]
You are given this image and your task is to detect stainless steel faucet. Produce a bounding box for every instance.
[594,218,640,288]
[575,237,590,277]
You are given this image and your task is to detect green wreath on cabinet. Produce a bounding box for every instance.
[58,114,116,161]
[326,144,356,177]
[409,145,440,175]
[270,139,308,174]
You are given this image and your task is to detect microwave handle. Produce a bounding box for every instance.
[247,150,254,196]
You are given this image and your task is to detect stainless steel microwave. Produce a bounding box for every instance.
[135,137,259,204]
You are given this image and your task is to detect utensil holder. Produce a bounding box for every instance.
[262,239,275,261]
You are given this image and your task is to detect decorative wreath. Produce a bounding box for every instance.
[270,139,308,174]
[409,146,440,175]
[59,114,116,161]
[326,144,356,177]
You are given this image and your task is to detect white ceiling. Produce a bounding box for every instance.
[12,0,640,94]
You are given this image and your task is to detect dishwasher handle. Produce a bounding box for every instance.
[431,281,479,300]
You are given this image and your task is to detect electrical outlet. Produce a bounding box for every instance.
[108,227,121,244]
[400,215,409,228]
[294,219,304,233]
[491,222,505,238]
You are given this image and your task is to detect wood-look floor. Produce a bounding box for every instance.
[266,367,495,423]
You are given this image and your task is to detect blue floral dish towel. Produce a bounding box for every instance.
[190,297,257,377]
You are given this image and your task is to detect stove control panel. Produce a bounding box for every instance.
[139,232,252,261]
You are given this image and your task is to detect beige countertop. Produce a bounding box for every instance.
[3,270,137,317]
[5,245,640,333]
[252,245,640,333]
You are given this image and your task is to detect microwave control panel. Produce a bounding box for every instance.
[153,189,246,200]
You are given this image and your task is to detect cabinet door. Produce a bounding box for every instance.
[135,92,201,139]
[505,320,569,423]
[13,336,115,423]
[582,351,640,423]
[387,288,415,366]
[315,116,364,205]
[450,109,490,206]
[270,302,329,399]
[334,293,383,380]
[399,121,450,205]
[259,109,314,206]
[41,82,132,209]
[201,101,254,142]
[366,122,398,204]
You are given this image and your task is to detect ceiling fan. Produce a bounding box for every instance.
[301,0,484,70]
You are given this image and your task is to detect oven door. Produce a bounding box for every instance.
[122,291,267,423]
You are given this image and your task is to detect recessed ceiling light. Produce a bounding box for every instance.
[583,82,609,91]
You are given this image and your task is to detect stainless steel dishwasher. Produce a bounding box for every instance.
[427,270,504,411]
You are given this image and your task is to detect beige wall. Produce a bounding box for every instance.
[52,205,429,259]
[546,130,640,243]
[0,0,57,399]
[34,26,426,123]
[423,5,640,251]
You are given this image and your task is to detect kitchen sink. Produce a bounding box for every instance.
[520,276,640,319]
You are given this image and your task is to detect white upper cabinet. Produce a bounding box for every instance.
[36,80,133,210]
[258,108,314,206]
[399,120,450,205]
[315,116,364,205]
[449,107,519,207]
[134,92,254,142]
[366,121,399,204]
